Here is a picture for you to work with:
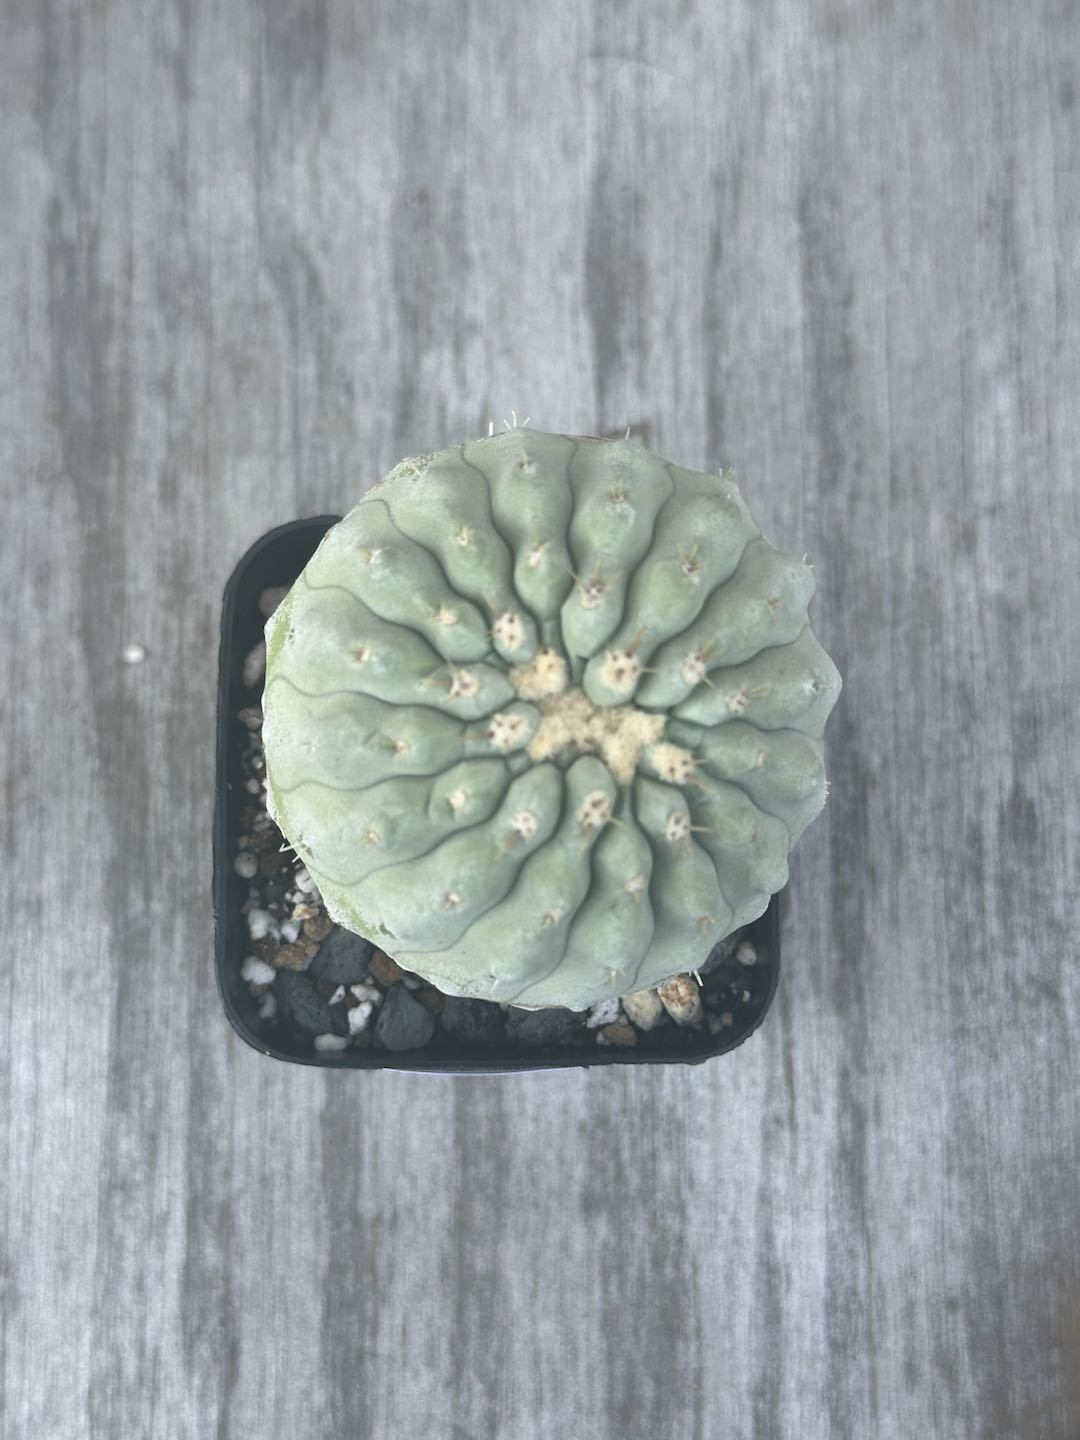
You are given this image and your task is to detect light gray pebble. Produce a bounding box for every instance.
[243,642,266,688]
[241,956,276,986]
[234,851,259,879]
[349,983,382,1006]
[347,1001,374,1035]
[622,988,663,1031]
[586,997,621,1029]
[657,974,703,1026]
[314,1033,348,1052]
[246,908,276,941]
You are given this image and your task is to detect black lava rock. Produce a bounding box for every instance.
[309,926,374,984]
[503,1005,586,1048]
[375,984,437,1051]
[439,996,506,1050]
[275,970,334,1035]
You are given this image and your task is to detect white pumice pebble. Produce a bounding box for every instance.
[621,988,663,1031]
[737,940,758,966]
[243,642,266,688]
[237,706,263,730]
[279,920,300,944]
[657,974,704,1026]
[246,908,275,941]
[259,585,289,618]
[244,778,261,795]
[121,643,147,665]
[234,851,259,879]
[586,997,621,1029]
[241,956,277,986]
[258,992,277,1021]
[347,1001,374,1035]
[328,985,346,1006]
[349,983,382,1006]
[313,1033,348,1052]
[294,868,317,894]
[402,975,422,990]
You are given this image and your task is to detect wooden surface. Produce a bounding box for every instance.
[2,2,1078,1436]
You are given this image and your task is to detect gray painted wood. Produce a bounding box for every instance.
[2,1,1078,1436]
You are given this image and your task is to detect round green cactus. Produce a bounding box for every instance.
[262,428,841,1011]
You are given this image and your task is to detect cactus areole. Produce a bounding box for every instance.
[262,429,841,1011]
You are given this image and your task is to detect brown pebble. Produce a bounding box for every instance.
[302,938,321,959]
[249,828,281,852]
[601,1022,638,1048]
[273,942,308,971]
[303,914,333,942]
[292,903,319,921]
[369,950,404,987]
[251,936,280,963]
[416,986,445,1014]
[349,1031,373,1050]
[314,978,340,1002]
[259,850,287,878]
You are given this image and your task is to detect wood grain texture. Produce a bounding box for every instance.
[2,1,1078,1436]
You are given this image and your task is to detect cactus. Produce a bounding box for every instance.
[262,428,841,1011]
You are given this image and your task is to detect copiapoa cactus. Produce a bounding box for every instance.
[262,426,841,1012]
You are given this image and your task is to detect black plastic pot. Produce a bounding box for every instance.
[214,516,782,1073]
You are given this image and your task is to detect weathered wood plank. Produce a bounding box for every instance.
[1,1,1077,1436]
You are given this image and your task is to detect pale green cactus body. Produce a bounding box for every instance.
[263,428,842,1011]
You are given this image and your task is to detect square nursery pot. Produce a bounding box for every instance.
[214,516,782,1074]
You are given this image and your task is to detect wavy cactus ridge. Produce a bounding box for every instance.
[262,428,842,1011]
